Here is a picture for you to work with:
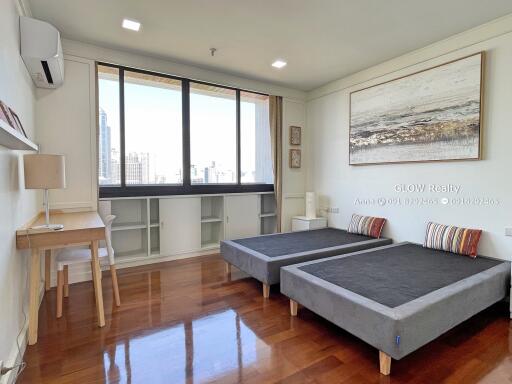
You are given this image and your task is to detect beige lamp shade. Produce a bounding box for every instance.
[24,154,66,189]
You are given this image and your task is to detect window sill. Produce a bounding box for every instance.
[99,184,274,198]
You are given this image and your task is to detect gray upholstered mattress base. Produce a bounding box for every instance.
[280,242,510,360]
[221,229,392,285]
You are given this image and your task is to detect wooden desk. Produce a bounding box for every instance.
[17,211,106,345]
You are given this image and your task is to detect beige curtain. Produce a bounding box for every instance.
[269,96,283,232]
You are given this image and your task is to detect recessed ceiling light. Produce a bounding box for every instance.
[272,60,287,69]
[122,19,141,31]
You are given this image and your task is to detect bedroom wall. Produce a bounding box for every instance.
[306,14,512,260]
[37,40,307,215]
[36,38,307,283]
[0,0,38,382]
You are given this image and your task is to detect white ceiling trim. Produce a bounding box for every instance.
[307,12,512,100]
[62,39,307,101]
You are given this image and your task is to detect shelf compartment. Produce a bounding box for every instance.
[201,221,223,249]
[150,226,160,256]
[149,198,159,227]
[261,215,277,235]
[261,193,277,215]
[0,119,38,151]
[111,199,148,228]
[201,242,220,250]
[200,216,223,223]
[112,227,148,259]
[112,222,147,231]
[115,249,147,259]
[201,196,224,222]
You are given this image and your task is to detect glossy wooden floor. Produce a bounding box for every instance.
[20,254,512,384]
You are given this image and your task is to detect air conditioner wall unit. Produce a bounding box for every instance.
[20,16,64,89]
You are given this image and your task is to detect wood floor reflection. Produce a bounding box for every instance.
[20,254,512,383]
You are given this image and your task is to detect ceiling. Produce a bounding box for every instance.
[28,0,512,91]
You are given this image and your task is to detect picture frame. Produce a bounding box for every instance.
[8,108,27,138]
[289,148,301,168]
[0,101,15,129]
[349,52,483,165]
[290,126,301,146]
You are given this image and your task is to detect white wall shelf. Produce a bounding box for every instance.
[0,119,38,151]
[99,192,277,266]
[201,216,223,223]
[116,249,147,259]
[259,194,277,234]
[111,222,147,231]
[261,193,277,215]
[201,243,220,250]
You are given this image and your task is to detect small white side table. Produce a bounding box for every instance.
[292,216,327,232]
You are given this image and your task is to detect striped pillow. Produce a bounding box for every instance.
[424,222,482,258]
[347,214,387,238]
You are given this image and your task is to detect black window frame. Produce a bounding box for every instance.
[97,62,274,198]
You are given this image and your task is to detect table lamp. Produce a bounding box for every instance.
[24,154,66,230]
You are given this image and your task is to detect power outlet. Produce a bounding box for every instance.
[505,227,512,237]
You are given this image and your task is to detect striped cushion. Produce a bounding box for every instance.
[347,214,386,238]
[424,222,482,258]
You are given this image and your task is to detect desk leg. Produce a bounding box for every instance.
[44,249,52,291]
[28,248,41,345]
[90,240,105,327]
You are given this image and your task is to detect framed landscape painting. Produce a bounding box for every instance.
[349,52,483,165]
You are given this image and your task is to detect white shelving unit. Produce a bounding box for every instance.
[0,119,38,151]
[201,196,224,248]
[148,198,160,256]
[99,192,277,265]
[260,193,277,235]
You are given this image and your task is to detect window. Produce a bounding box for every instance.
[97,63,274,197]
[190,83,236,184]
[98,65,121,186]
[240,92,273,184]
[124,71,183,185]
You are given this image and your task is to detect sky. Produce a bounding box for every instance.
[99,76,266,184]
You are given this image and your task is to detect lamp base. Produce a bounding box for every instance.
[31,224,64,231]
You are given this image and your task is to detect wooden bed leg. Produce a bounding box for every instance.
[379,351,391,376]
[290,299,298,316]
[262,283,270,298]
[225,261,231,275]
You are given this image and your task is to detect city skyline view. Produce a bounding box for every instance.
[98,72,273,186]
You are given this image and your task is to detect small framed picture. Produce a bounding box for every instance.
[290,126,301,146]
[289,149,301,168]
[8,108,27,138]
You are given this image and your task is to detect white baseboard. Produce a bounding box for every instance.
[0,283,44,384]
[48,248,220,287]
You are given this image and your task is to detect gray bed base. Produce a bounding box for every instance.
[280,242,510,375]
[220,229,391,288]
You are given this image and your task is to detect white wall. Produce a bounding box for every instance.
[306,15,512,260]
[35,38,307,288]
[0,0,38,381]
[36,56,97,211]
[282,98,307,231]
[37,40,307,226]
[62,39,306,101]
